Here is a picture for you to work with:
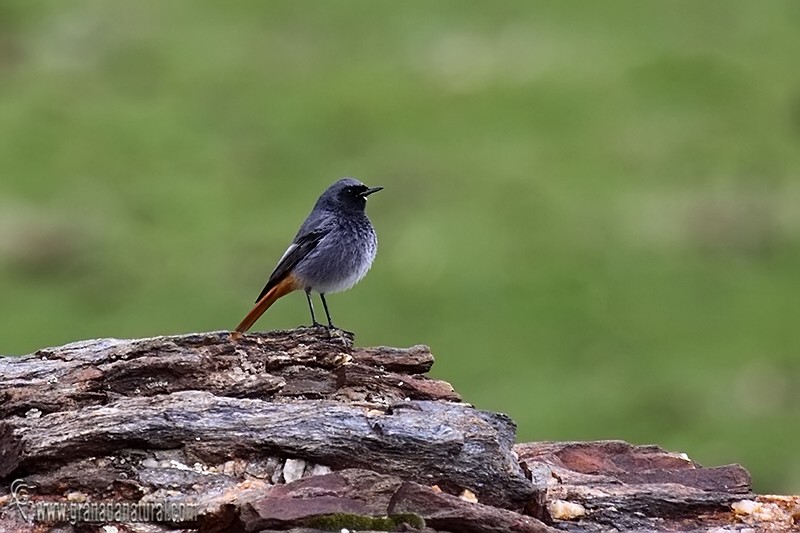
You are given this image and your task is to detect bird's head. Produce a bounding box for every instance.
[318,178,383,213]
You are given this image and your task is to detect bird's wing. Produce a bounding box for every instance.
[254,225,332,302]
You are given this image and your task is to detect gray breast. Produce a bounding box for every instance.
[294,216,377,294]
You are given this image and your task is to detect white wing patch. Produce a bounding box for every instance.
[275,243,296,267]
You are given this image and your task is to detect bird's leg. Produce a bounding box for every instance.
[319,293,335,329]
[320,294,354,336]
[305,289,323,327]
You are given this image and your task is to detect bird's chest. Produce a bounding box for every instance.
[297,221,377,293]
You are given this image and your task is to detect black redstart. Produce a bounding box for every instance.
[232,178,382,337]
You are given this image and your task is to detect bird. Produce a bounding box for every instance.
[232,178,382,338]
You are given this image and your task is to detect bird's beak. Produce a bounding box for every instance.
[361,186,383,197]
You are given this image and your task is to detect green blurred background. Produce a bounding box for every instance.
[1,1,799,493]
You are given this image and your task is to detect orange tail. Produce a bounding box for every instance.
[232,275,299,338]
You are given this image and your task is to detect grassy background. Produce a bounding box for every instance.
[1,0,799,493]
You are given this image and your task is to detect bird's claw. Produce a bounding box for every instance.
[303,322,353,341]
[328,325,354,337]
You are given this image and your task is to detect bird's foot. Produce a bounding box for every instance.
[326,327,354,348]
[326,324,354,337]
[301,322,353,343]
